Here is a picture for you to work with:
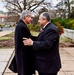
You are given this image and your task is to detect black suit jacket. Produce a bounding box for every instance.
[9,20,35,75]
[33,22,61,73]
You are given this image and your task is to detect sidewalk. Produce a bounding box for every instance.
[1,47,74,75]
[58,48,74,75]
[0,49,14,75]
[0,31,74,75]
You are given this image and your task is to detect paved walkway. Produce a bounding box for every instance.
[58,48,74,75]
[0,31,74,75]
[0,48,74,75]
[0,49,14,75]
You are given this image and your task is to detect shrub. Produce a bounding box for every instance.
[55,22,64,35]
[52,18,74,30]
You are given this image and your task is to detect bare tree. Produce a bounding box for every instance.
[56,0,74,18]
[38,7,48,15]
[65,0,74,18]
[2,0,51,14]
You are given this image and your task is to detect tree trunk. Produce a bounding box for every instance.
[68,0,70,18]
[24,0,26,10]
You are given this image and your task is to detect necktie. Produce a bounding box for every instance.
[40,28,44,32]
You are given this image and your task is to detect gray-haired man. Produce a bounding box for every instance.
[9,10,36,75]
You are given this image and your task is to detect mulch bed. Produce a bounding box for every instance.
[0,40,74,48]
[0,39,15,48]
[0,33,15,48]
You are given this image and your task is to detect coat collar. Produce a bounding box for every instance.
[19,19,26,25]
[43,22,51,30]
[43,21,51,29]
[19,19,30,32]
[19,19,28,28]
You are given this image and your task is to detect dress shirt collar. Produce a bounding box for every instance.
[43,21,51,29]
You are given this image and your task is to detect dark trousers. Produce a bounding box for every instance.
[38,72,57,75]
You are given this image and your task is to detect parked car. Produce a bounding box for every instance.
[0,26,3,31]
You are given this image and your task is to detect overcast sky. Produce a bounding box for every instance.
[0,0,60,12]
[0,2,8,12]
[51,0,61,6]
[45,0,61,6]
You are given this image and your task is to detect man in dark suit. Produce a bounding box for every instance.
[23,12,61,75]
[10,10,36,75]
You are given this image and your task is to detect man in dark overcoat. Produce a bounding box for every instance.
[9,10,35,75]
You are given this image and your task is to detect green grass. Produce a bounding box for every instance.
[31,30,39,36]
[0,30,72,44]
[0,31,38,41]
[5,32,14,37]
[0,37,12,41]
[0,32,14,41]
[60,37,72,43]
[0,31,73,48]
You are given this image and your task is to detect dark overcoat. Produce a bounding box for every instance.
[32,22,61,73]
[10,20,35,75]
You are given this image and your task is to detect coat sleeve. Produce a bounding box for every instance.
[32,29,59,50]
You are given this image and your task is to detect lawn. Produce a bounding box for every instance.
[0,31,74,48]
[31,30,39,36]
[0,31,39,48]
[0,32,14,48]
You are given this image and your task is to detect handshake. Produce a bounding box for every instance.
[23,38,33,46]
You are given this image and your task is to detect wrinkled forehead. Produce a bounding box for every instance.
[27,14,34,18]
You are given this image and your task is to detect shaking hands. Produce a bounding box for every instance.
[23,38,33,46]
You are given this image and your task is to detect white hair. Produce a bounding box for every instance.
[20,10,31,19]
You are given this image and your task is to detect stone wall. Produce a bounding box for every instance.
[61,28,74,41]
